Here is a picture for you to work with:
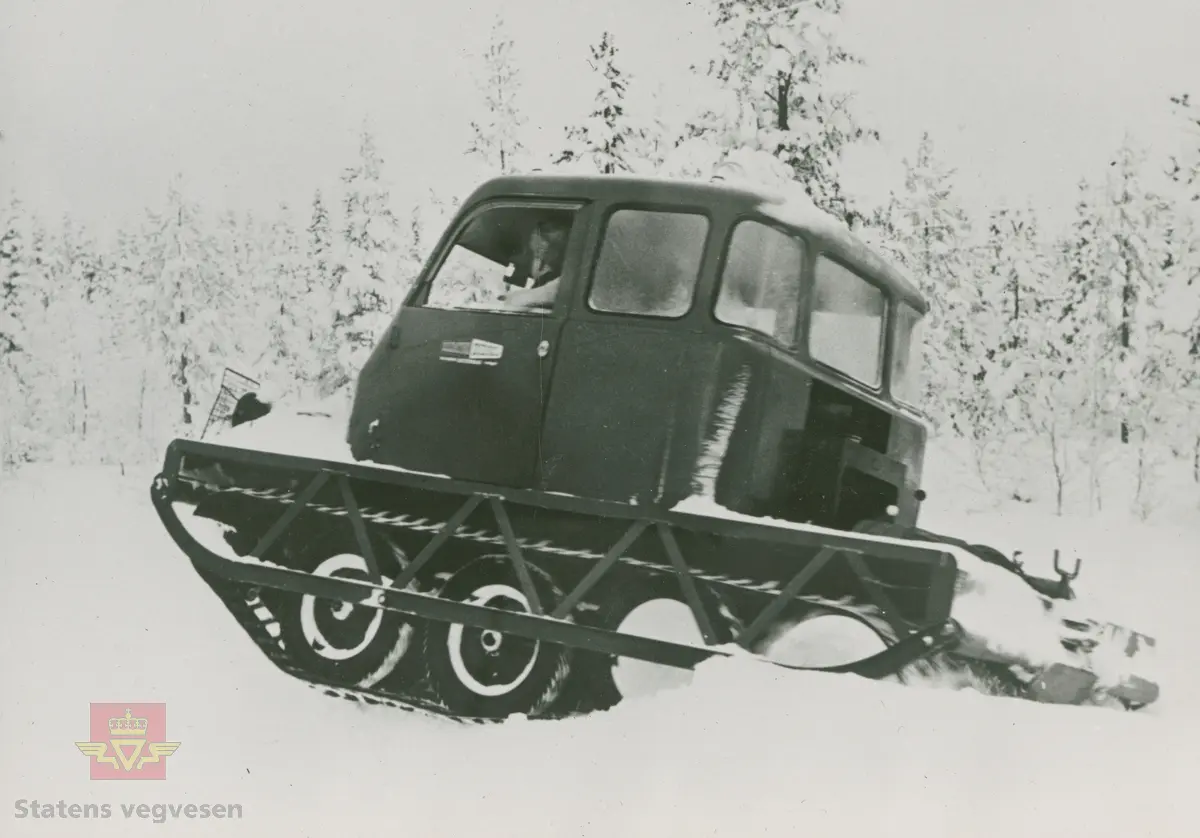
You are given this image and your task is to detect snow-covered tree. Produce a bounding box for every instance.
[1011,247,1089,513]
[104,223,156,453]
[301,189,338,392]
[1050,177,1127,508]
[936,203,1051,495]
[0,196,32,359]
[398,192,438,286]
[1044,139,1187,510]
[669,0,878,221]
[633,82,679,171]
[466,14,527,174]
[308,189,334,284]
[867,133,983,430]
[1167,93,1200,200]
[330,128,404,384]
[0,196,38,467]
[1101,139,1177,449]
[982,204,1052,360]
[1166,93,1200,480]
[252,204,313,391]
[555,32,645,174]
[140,178,237,429]
[48,215,109,445]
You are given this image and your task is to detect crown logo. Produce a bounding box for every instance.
[77,702,179,780]
[108,709,148,738]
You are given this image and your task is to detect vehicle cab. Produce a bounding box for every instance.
[349,173,931,530]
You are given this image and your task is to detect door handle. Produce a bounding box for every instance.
[537,340,550,358]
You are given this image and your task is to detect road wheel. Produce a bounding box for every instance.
[264,528,421,690]
[422,555,572,719]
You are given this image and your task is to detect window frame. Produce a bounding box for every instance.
[408,197,585,315]
[583,201,714,322]
[710,215,808,350]
[805,251,891,393]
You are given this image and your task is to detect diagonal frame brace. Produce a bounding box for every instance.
[656,523,717,645]
[387,494,483,592]
[249,470,331,560]
[845,553,908,636]
[736,546,839,650]
[337,473,382,584]
[235,467,932,655]
[489,497,543,616]
[552,519,651,619]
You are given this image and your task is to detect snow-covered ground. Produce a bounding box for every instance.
[2,462,1198,837]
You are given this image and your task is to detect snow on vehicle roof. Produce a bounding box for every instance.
[755,190,926,312]
[467,172,927,312]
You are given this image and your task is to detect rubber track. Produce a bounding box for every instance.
[195,568,515,726]
[177,477,957,718]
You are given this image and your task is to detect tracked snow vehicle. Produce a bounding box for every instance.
[151,173,1159,721]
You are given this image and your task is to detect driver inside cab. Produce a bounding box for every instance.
[501,217,569,309]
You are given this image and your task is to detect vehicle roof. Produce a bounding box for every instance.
[462,172,928,313]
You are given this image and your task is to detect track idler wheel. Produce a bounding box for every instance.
[752,607,892,670]
[267,530,421,691]
[422,555,572,719]
[562,572,734,713]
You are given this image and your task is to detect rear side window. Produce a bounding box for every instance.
[891,302,925,406]
[809,256,886,387]
[588,209,708,318]
[715,220,804,346]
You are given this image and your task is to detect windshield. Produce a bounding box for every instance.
[891,303,925,407]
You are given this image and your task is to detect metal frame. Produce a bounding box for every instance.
[153,439,963,682]
[168,439,961,568]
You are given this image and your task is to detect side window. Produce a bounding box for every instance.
[891,302,925,406]
[588,208,708,318]
[421,204,577,313]
[809,256,886,387]
[715,220,804,346]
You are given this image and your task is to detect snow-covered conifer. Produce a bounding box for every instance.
[1167,93,1200,200]
[0,196,32,359]
[330,128,403,384]
[0,197,38,466]
[873,133,982,429]
[466,14,527,174]
[254,204,314,392]
[555,32,644,174]
[670,0,878,221]
[1166,93,1200,480]
[140,178,236,429]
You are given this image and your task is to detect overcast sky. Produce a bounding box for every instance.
[2,0,1198,239]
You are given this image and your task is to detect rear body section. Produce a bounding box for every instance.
[686,335,930,531]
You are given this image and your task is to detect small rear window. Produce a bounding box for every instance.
[891,303,925,406]
[715,220,804,346]
[588,208,708,318]
[809,256,886,387]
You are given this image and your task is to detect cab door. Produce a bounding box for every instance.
[347,200,583,489]
[538,205,714,503]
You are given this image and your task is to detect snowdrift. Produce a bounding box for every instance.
[1,464,1196,837]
